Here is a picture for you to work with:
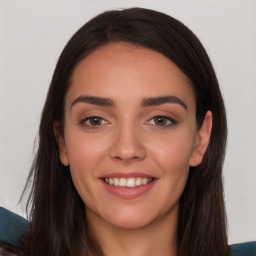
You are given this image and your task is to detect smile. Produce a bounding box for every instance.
[103,177,155,187]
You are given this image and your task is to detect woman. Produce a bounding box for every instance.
[0,7,255,256]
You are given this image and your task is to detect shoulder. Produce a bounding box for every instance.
[230,241,256,256]
[0,207,30,246]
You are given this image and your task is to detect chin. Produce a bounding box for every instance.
[106,214,155,230]
[101,205,168,230]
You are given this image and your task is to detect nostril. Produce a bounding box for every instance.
[113,156,122,160]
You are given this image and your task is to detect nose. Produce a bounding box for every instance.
[109,123,146,162]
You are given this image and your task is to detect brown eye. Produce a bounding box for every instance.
[81,116,107,128]
[148,115,176,127]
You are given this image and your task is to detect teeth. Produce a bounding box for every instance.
[127,178,135,187]
[135,178,142,186]
[142,178,147,185]
[119,178,126,187]
[114,178,119,186]
[104,177,154,187]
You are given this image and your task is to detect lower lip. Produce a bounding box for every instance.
[101,179,157,199]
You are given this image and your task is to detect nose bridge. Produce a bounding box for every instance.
[109,118,146,161]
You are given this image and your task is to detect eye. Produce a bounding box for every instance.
[80,116,108,128]
[148,116,176,127]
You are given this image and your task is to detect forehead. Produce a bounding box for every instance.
[67,42,195,110]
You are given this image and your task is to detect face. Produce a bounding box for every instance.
[57,43,212,230]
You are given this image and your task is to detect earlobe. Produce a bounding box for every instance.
[189,111,212,167]
[53,124,70,166]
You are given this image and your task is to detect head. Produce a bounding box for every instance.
[27,7,228,256]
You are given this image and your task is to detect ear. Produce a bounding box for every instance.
[53,123,70,166]
[189,111,212,167]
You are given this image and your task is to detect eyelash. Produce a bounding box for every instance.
[79,115,177,130]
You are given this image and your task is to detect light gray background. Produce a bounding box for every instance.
[0,0,255,245]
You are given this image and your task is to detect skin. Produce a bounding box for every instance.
[56,43,212,256]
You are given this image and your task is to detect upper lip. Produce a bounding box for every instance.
[99,172,157,178]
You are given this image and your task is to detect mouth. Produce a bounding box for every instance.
[100,174,158,199]
[102,177,157,188]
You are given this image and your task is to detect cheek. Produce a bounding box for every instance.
[150,128,196,170]
[148,128,196,193]
[64,132,108,195]
[64,131,111,205]
[65,131,108,170]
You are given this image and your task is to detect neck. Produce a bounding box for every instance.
[86,209,178,256]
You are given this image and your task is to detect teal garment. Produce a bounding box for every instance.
[230,241,256,256]
[0,207,30,246]
[0,207,256,255]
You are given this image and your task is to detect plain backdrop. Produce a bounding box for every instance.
[0,0,255,245]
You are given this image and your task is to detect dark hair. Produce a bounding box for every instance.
[21,7,228,256]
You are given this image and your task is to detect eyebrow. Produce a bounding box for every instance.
[71,96,115,108]
[142,96,187,110]
[71,95,187,110]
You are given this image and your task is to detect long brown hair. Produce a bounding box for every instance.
[21,7,228,256]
